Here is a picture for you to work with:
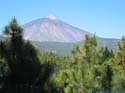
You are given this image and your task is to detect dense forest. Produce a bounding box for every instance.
[0,18,125,93]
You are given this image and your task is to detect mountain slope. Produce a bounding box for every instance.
[23,15,92,42]
[22,15,120,55]
[0,16,120,55]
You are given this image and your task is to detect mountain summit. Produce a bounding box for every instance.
[23,15,92,42]
[46,15,57,20]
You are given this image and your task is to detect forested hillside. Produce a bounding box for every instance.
[0,18,125,93]
[32,38,119,56]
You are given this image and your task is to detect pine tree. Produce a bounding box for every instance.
[0,17,51,93]
[98,46,114,64]
[112,36,125,89]
[115,36,125,66]
[79,35,97,64]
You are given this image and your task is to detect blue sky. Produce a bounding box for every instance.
[0,0,125,38]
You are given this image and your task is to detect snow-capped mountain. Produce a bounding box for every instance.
[23,15,92,42]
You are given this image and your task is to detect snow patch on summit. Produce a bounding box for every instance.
[46,15,57,20]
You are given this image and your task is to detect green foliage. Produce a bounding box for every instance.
[115,36,125,66]
[49,35,123,93]
[0,18,53,93]
[0,18,125,93]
